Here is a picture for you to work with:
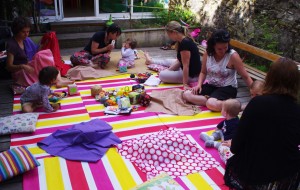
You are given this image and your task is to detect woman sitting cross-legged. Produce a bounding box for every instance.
[224,57,300,190]
[70,23,122,69]
[182,29,253,111]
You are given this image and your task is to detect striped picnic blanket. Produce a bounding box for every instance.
[11,73,228,190]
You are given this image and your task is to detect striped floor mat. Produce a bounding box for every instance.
[11,73,229,190]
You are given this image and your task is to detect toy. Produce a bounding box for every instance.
[132,84,144,91]
[118,97,131,110]
[49,91,67,103]
[130,74,135,78]
[139,93,151,107]
[119,61,127,73]
[91,85,102,97]
[136,72,152,83]
[129,91,140,105]
[68,84,78,95]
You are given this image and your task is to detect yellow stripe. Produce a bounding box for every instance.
[86,104,105,112]
[106,148,137,189]
[186,173,213,190]
[28,147,46,155]
[58,96,82,104]
[111,116,163,130]
[158,111,221,123]
[36,114,90,128]
[13,104,21,111]
[44,157,65,190]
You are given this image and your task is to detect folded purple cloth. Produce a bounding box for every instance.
[38,119,122,162]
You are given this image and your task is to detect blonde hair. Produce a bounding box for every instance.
[165,21,194,50]
[223,99,241,117]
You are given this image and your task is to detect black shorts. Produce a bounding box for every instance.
[200,83,237,100]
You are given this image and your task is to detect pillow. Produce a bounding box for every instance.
[0,113,39,135]
[147,64,168,73]
[0,146,40,182]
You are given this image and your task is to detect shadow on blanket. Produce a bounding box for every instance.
[63,52,150,80]
[145,88,201,116]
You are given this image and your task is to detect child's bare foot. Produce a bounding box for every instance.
[143,51,152,65]
[56,80,74,88]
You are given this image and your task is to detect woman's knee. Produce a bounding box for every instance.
[159,71,182,83]
[182,90,192,101]
[206,98,222,111]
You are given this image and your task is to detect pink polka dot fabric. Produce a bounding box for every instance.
[117,128,220,179]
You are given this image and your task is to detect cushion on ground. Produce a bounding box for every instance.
[0,146,40,182]
[0,113,39,135]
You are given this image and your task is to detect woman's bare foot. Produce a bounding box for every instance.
[144,51,152,65]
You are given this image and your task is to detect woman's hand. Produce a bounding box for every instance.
[183,84,190,91]
[222,140,232,147]
[22,65,34,74]
[191,85,201,95]
[106,44,114,51]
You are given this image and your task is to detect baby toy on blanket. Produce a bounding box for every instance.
[48,91,67,103]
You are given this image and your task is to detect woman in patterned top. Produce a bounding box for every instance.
[183,29,253,111]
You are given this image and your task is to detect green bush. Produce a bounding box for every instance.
[153,5,196,26]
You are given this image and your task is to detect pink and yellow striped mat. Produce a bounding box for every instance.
[11,73,229,190]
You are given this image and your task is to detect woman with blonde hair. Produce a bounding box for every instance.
[144,21,201,89]
[224,57,300,189]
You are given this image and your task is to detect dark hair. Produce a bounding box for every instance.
[11,17,31,36]
[126,38,137,49]
[206,29,232,56]
[106,23,122,36]
[263,57,300,100]
[39,66,59,86]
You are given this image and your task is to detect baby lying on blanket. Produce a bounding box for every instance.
[199,99,241,149]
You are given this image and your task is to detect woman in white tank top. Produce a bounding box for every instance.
[183,29,253,111]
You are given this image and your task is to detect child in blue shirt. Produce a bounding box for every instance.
[21,66,61,113]
[200,99,241,149]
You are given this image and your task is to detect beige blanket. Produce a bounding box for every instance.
[145,89,201,116]
[64,51,149,80]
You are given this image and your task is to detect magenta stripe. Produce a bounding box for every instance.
[165,117,223,129]
[23,167,39,190]
[89,161,114,190]
[174,177,190,189]
[82,100,100,105]
[60,103,86,109]
[77,82,133,90]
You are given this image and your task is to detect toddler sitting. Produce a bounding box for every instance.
[200,99,241,149]
[118,38,137,69]
[20,66,61,113]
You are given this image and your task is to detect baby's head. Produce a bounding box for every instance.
[250,80,265,98]
[125,38,137,49]
[221,99,241,119]
[39,66,59,86]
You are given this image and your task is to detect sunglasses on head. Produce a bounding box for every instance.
[214,32,230,42]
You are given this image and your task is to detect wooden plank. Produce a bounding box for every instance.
[230,39,281,62]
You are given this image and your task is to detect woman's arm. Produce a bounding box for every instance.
[198,52,208,86]
[90,41,113,55]
[6,52,33,73]
[231,53,253,88]
[180,50,191,86]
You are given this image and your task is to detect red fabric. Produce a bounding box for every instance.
[40,32,71,76]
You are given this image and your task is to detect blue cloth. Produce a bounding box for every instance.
[38,119,122,162]
[24,37,39,61]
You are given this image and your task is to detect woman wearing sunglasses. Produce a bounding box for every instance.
[183,29,253,111]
